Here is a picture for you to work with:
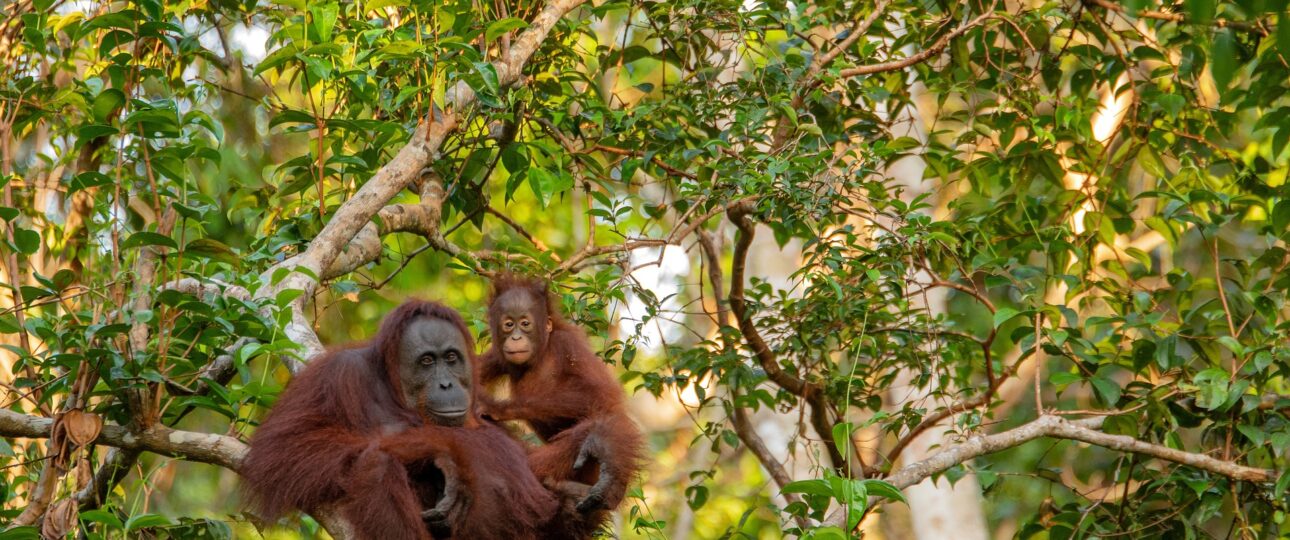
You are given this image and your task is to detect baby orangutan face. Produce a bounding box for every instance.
[490,288,552,366]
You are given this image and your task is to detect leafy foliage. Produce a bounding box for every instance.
[0,0,1287,538]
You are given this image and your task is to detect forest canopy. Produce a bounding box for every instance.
[0,0,1288,538]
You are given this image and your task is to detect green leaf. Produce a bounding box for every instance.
[380,41,423,56]
[1137,146,1167,178]
[70,171,114,193]
[501,143,529,175]
[1277,12,1290,57]
[1211,29,1237,92]
[1215,336,1243,356]
[310,2,339,42]
[91,89,125,123]
[184,238,240,265]
[0,526,40,539]
[20,285,53,303]
[860,479,906,503]
[121,231,177,250]
[276,288,305,307]
[777,102,798,127]
[237,342,264,365]
[125,514,172,531]
[1236,425,1266,446]
[1049,371,1082,386]
[684,484,708,510]
[810,528,848,540]
[1089,375,1122,407]
[51,269,77,291]
[0,315,22,334]
[1271,200,1290,233]
[1193,368,1230,410]
[527,167,570,207]
[486,18,528,44]
[1275,470,1290,499]
[254,44,299,76]
[831,423,854,465]
[1185,0,1215,23]
[992,306,1022,328]
[473,61,500,95]
[77,124,118,142]
[781,478,832,497]
[12,228,39,254]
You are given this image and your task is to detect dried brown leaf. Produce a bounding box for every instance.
[75,455,92,491]
[41,498,77,539]
[62,410,102,448]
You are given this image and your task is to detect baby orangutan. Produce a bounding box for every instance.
[478,274,644,516]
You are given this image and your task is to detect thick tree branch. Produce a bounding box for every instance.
[884,415,1275,490]
[324,179,445,279]
[0,409,247,471]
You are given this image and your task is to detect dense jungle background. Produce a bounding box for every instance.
[0,0,1288,538]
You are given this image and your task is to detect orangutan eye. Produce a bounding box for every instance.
[503,320,515,330]
[520,319,531,329]
[419,354,434,366]
[444,351,458,363]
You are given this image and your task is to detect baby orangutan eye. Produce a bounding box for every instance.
[520,319,531,329]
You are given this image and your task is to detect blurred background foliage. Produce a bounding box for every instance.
[0,0,1288,538]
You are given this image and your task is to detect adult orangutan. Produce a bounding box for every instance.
[478,274,645,517]
[241,299,588,540]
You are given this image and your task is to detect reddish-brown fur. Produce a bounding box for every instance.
[478,275,646,521]
[241,299,575,540]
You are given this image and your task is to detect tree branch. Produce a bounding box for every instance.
[1083,0,1269,35]
[0,408,247,472]
[884,415,1275,490]
[593,144,698,180]
[726,202,859,475]
[727,202,808,396]
[806,0,892,81]
[835,8,994,79]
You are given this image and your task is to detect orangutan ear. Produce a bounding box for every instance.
[545,318,553,334]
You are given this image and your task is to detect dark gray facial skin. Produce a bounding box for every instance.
[397,317,471,426]
[492,289,551,365]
